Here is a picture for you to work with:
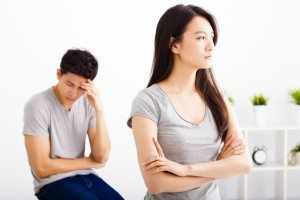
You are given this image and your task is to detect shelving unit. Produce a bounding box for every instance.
[219,125,300,200]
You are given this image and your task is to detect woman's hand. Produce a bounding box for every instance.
[217,134,246,160]
[142,138,189,177]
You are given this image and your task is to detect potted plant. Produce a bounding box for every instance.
[289,143,300,166]
[288,88,300,123]
[251,94,268,126]
[223,90,234,105]
[227,95,234,105]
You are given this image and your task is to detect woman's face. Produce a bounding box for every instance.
[173,16,214,69]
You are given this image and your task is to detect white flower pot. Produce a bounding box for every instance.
[253,105,267,126]
[295,152,300,166]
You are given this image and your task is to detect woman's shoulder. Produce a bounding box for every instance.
[135,84,165,102]
[128,84,164,128]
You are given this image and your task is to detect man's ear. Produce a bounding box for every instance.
[56,69,61,80]
[169,37,180,54]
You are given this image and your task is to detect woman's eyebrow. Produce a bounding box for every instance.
[193,31,214,35]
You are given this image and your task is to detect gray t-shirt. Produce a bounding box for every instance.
[128,84,222,200]
[23,87,97,193]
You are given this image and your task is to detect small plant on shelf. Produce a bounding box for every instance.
[251,94,268,105]
[288,88,300,105]
[288,88,300,123]
[251,94,268,126]
[288,143,300,166]
[227,95,234,105]
[223,90,234,105]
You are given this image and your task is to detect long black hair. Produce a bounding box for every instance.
[147,4,229,141]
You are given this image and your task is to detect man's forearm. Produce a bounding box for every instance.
[90,111,111,163]
[38,157,103,178]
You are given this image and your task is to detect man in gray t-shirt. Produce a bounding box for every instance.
[23,49,123,200]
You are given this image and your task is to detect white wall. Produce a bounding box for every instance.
[0,0,299,199]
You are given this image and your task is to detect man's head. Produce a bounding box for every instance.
[60,49,98,80]
[56,49,98,106]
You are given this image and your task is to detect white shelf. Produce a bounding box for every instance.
[222,197,300,200]
[240,125,300,131]
[287,166,300,170]
[253,162,284,171]
[221,198,300,200]
[247,199,288,200]
[219,125,300,200]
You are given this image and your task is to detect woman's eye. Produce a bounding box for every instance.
[197,36,205,40]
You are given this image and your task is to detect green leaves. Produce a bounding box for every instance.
[289,143,300,166]
[227,96,234,105]
[251,94,268,105]
[223,90,235,105]
[291,143,300,154]
[288,88,300,105]
[222,89,300,106]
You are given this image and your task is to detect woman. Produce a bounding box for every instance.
[127,4,252,200]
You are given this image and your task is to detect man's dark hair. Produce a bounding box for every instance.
[60,49,98,80]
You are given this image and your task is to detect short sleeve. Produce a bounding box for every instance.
[127,91,159,128]
[23,98,50,136]
[88,107,96,127]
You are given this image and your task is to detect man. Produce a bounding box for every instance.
[23,49,124,200]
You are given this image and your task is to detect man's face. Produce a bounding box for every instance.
[56,69,87,106]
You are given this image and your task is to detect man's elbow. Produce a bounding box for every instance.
[91,147,110,164]
[32,159,57,179]
[94,156,108,165]
[33,166,51,179]
[92,153,109,165]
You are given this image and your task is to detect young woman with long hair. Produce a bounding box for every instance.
[128,4,252,200]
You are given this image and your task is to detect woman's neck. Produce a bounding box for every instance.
[160,61,198,93]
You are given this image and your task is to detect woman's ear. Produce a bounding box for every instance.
[169,37,180,54]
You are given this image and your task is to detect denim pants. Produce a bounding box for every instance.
[36,174,124,200]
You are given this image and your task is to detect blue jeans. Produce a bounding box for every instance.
[36,174,124,200]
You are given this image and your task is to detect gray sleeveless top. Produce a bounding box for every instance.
[128,84,222,200]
